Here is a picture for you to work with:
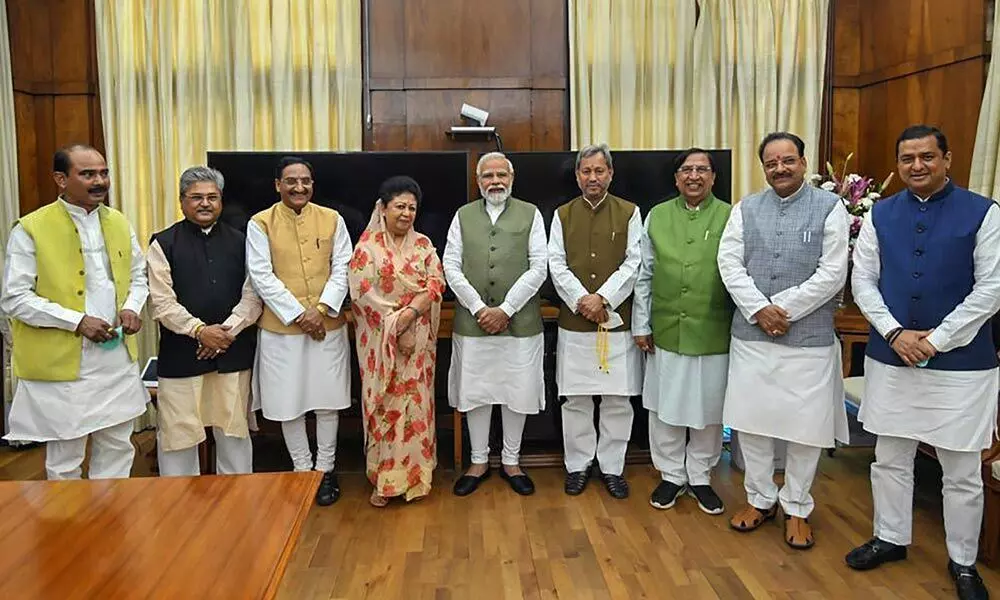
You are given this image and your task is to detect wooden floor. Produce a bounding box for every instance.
[2,435,999,599]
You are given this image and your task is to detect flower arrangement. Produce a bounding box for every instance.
[809,153,894,258]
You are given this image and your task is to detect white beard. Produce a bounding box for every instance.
[482,187,511,206]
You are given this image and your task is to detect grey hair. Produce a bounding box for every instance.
[179,166,225,197]
[476,152,514,176]
[575,143,614,170]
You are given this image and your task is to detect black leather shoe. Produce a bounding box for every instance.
[845,538,907,570]
[453,468,491,497]
[315,471,341,506]
[601,473,629,499]
[500,468,535,496]
[949,560,989,600]
[565,470,589,495]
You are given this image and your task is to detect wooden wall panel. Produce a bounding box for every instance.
[364,0,569,174]
[7,0,103,216]
[828,0,990,190]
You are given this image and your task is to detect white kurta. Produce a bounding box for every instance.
[632,208,729,428]
[717,190,850,448]
[548,201,643,397]
[852,200,1000,451]
[444,202,548,414]
[246,216,353,421]
[1,200,150,442]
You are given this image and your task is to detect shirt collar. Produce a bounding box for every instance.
[58,197,101,219]
[583,192,609,210]
[910,178,953,203]
[771,181,807,203]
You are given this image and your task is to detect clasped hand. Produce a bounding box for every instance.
[576,294,608,324]
[754,304,789,338]
[197,324,234,359]
[296,307,327,342]
[891,329,937,367]
[476,307,509,334]
[634,334,654,353]
[76,309,142,343]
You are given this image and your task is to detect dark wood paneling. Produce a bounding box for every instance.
[828,0,989,187]
[402,0,532,79]
[859,59,986,189]
[364,0,569,160]
[858,0,987,73]
[7,0,103,215]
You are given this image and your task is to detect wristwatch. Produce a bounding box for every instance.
[316,304,329,316]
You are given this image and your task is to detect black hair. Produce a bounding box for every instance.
[896,124,949,157]
[53,143,99,174]
[378,175,423,207]
[672,148,716,173]
[275,156,315,180]
[757,132,805,162]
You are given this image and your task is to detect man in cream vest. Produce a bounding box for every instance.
[247,156,353,506]
[549,144,643,500]
[633,149,733,514]
[1,144,149,479]
[444,152,548,497]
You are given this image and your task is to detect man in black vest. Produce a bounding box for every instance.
[147,166,262,476]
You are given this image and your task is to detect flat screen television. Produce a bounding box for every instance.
[206,150,470,258]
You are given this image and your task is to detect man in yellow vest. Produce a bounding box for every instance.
[247,156,353,506]
[1,144,149,479]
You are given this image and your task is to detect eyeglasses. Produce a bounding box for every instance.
[281,177,313,187]
[184,194,220,203]
[677,166,712,175]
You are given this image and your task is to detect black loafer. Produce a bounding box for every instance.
[453,468,491,497]
[500,469,535,496]
[601,473,629,499]
[564,470,589,495]
[845,538,907,570]
[315,471,341,506]
[949,560,989,600]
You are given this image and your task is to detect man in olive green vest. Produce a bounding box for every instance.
[247,156,353,506]
[1,144,149,480]
[632,149,734,515]
[549,143,643,500]
[444,152,548,497]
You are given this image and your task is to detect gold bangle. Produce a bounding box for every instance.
[316,304,329,316]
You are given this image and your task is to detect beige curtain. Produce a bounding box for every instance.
[569,0,829,201]
[0,0,18,438]
[95,0,362,428]
[970,3,1000,198]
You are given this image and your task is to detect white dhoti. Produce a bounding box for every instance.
[861,358,998,566]
[253,328,351,472]
[643,350,728,486]
[557,328,642,475]
[156,370,254,476]
[723,338,847,517]
[449,333,543,466]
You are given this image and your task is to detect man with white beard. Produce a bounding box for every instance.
[444,152,548,496]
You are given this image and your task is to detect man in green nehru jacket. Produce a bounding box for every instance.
[1,144,149,480]
[632,148,733,514]
[445,151,548,497]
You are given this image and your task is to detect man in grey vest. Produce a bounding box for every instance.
[444,152,548,497]
[717,132,849,550]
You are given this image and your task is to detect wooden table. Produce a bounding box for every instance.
[0,471,320,599]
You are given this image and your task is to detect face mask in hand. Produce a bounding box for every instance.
[96,326,124,350]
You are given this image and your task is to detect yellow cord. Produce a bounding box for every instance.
[596,323,611,373]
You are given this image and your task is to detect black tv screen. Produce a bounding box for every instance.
[505,150,732,227]
[206,150,469,263]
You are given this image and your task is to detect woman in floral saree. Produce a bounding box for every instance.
[348,176,445,507]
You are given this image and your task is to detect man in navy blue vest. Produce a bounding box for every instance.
[846,125,999,600]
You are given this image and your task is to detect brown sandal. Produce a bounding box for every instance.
[369,490,389,508]
[784,515,814,549]
[729,503,778,532]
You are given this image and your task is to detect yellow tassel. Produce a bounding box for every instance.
[596,323,611,373]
